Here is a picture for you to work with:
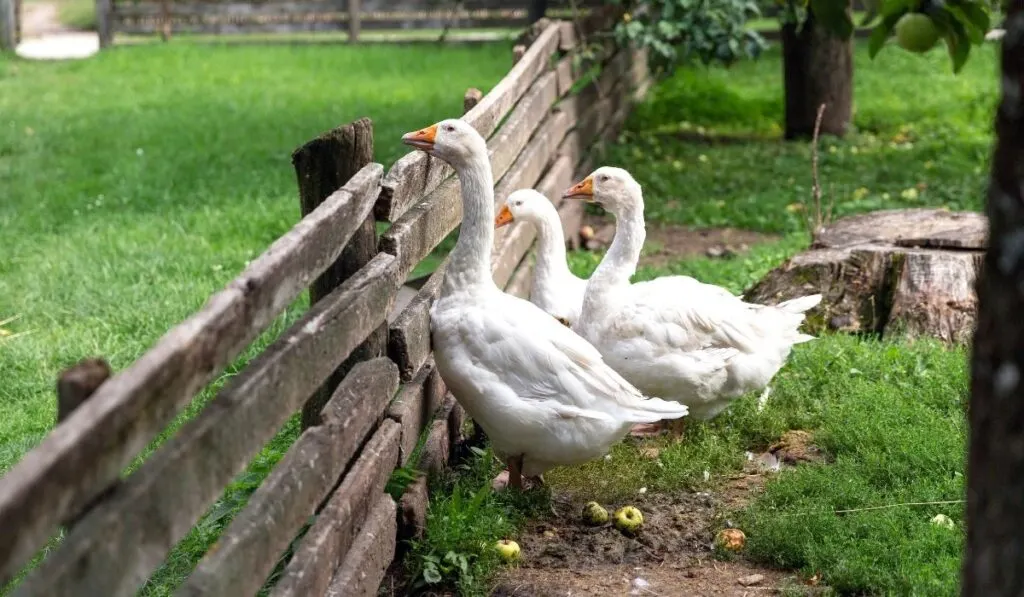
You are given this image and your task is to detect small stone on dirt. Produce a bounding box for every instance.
[737,573,765,586]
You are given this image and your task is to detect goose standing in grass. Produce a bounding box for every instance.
[561,166,822,431]
[494,189,587,327]
[400,121,690,490]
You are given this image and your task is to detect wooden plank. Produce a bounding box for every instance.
[269,419,401,597]
[176,358,399,597]
[491,109,575,288]
[380,69,563,279]
[12,253,401,597]
[397,475,429,543]
[56,359,112,425]
[387,361,446,465]
[0,0,14,51]
[293,118,378,429]
[96,0,114,47]
[388,261,447,381]
[54,359,114,529]
[558,4,623,50]
[324,493,397,597]
[417,397,454,477]
[487,69,561,182]
[554,52,579,97]
[347,0,359,41]
[535,153,582,245]
[504,255,535,299]
[374,24,560,222]
[293,118,376,307]
[464,87,483,113]
[0,162,383,588]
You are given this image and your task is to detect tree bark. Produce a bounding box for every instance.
[963,3,1024,595]
[780,1,854,139]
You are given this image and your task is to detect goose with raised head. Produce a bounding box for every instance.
[494,189,740,329]
[562,166,822,430]
[495,189,587,327]
[400,121,690,489]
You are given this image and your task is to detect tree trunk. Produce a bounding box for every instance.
[528,0,547,24]
[963,2,1024,595]
[780,2,854,139]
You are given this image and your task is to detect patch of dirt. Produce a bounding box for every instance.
[489,432,830,596]
[580,213,778,269]
[22,2,72,37]
[767,430,826,466]
[490,484,815,596]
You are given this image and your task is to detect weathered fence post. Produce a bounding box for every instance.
[55,357,114,529]
[0,0,16,52]
[95,0,113,48]
[293,117,381,429]
[347,0,360,43]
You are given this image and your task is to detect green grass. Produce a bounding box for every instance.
[613,42,995,234]
[408,39,986,596]
[0,42,511,594]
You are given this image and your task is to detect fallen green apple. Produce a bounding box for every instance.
[613,505,644,534]
[495,539,521,563]
[582,501,609,525]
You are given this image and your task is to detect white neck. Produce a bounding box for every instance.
[530,207,576,291]
[582,199,645,312]
[442,152,497,295]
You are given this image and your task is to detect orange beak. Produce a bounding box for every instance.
[563,176,594,200]
[401,124,438,152]
[494,204,514,229]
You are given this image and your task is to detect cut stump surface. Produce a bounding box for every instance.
[745,208,987,345]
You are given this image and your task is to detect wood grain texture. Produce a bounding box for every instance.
[375,24,560,222]
[388,259,447,381]
[387,361,446,465]
[417,397,455,477]
[293,118,377,429]
[0,163,382,588]
[491,109,574,287]
[176,358,399,597]
[293,118,375,307]
[269,419,401,597]
[324,494,397,597]
[744,208,985,345]
[380,72,564,279]
[504,255,535,299]
[12,253,400,597]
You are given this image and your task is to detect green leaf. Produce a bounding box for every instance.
[880,0,912,18]
[422,565,442,584]
[810,0,854,37]
[958,1,992,35]
[944,18,972,73]
[945,5,985,43]
[868,10,904,58]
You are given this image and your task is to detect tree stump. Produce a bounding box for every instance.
[744,208,987,345]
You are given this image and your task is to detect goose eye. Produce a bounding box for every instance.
[599,175,609,182]
[443,125,455,132]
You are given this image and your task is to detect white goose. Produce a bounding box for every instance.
[400,121,690,489]
[495,189,587,327]
[562,166,822,428]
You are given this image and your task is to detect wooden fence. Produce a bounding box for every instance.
[98,0,604,47]
[0,10,652,597]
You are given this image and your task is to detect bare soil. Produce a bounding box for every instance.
[580,213,778,269]
[489,444,826,597]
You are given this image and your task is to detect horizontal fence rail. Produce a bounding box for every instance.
[101,0,604,46]
[0,12,653,596]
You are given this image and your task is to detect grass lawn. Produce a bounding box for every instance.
[0,42,511,594]
[404,40,991,596]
